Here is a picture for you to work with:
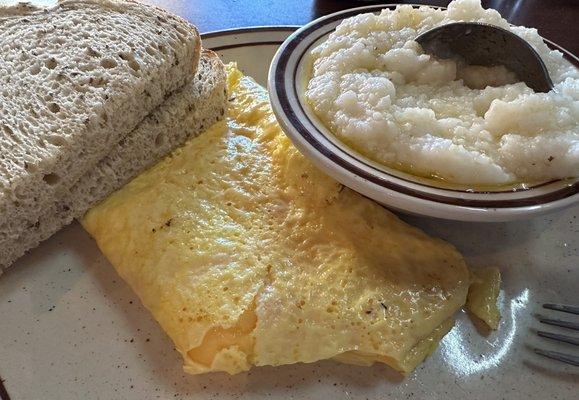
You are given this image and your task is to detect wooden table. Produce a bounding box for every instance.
[143,0,579,55]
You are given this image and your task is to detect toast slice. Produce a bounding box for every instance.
[1,50,227,269]
[0,0,201,248]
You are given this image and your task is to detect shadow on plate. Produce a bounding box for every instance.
[522,359,579,384]
[398,212,547,258]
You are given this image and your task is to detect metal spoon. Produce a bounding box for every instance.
[415,22,554,92]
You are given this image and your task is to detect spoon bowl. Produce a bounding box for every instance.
[415,22,554,92]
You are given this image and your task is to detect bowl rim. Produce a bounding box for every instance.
[267,3,579,221]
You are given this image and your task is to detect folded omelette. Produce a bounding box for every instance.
[82,65,499,375]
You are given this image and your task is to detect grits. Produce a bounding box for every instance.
[305,0,579,185]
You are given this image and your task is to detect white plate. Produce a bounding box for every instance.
[0,27,577,400]
[268,5,579,222]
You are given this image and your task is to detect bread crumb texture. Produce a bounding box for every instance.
[0,50,226,269]
[0,0,200,263]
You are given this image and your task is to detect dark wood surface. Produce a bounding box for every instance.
[143,0,579,55]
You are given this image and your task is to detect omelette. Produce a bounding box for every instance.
[82,64,499,375]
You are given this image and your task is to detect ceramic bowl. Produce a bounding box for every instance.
[267,4,579,222]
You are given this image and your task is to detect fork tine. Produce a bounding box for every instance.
[543,303,579,315]
[537,316,579,331]
[533,348,579,367]
[537,330,579,346]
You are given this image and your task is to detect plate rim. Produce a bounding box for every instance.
[201,25,300,38]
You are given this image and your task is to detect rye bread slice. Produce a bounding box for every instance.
[0,0,201,247]
[1,50,227,270]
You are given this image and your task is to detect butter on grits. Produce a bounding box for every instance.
[82,64,499,375]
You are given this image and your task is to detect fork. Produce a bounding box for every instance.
[534,303,579,366]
